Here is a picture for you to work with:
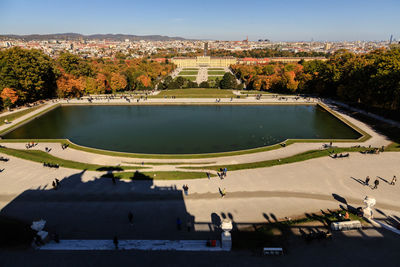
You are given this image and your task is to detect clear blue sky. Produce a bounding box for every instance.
[0,0,399,41]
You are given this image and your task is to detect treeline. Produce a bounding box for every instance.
[159,73,242,90]
[147,48,326,59]
[209,48,327,58]
[232,47,400,113]
[0,47,175,107]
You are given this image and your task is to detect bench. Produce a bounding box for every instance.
[263,247,283,255]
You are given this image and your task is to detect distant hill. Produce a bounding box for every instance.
[0,33,189,41]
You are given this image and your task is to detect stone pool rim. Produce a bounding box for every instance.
[0,102,370,159]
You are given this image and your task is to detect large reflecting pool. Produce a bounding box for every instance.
[3,105,361,154]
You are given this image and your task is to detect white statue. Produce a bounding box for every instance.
[220,219,233,250]
[363,196,376,219]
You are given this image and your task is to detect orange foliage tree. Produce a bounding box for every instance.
[110,73,127,92]
[1,87,19,105]
[56,73,85,97]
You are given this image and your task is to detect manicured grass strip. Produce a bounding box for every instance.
[176,76,197,81]
[239,90,274,95]
[386,142,400,151]
[182,147,369,171]
[208,68,224,70]
[0,147,144,171]
[0,105,43,126]
[104,170,213,180]
[151,89,236,99]
[178,71,198,75]
[208,71,226,75]
[122,161,216,165]
[207,76,222,81]
[183,68,199,70]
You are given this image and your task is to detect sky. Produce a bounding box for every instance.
[0,0,399,41]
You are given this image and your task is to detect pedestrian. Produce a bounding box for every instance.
[113,236,119,250]
[176,217,182,230]
[221,188,226,198]
[365,176,370,186]
[52,181,57,190]
[55,178,60,187]
[373,179,379,189]
[391,175,397,185]
[207,172,210,180]
[128,211,133,225]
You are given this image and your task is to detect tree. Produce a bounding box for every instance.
[0,47,57,103]
[220,73,237,89]
[199,81,210,88]
[110,73,127,92]
[175,77,185,88]
[58,52,93,77]
[56,73,85,97]
[1,88,19,105]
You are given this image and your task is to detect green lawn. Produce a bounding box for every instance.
[208,68,224,70]
[182,147,369,171]
[176,76,197,81]
[0,105,43,127]
[208,71,226,75]
[183,68,199,71]
[0,147,144,171]
[386,142,400,151]
[178,71,199,75]
[151,89,236,99]
[239,90,273,95]
[208,76,222,81]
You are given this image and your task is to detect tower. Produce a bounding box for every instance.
[204,42,208,56]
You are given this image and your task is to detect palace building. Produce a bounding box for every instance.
[171,56,237,68]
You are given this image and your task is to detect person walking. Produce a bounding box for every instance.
[365,176,370,186]
[128,212,133,225]
[176,217,182,230]
[52,181,57,190]
[55,178,60,188]
[391,175,397,185]
[113,236,119,250]
[373,179,379,190]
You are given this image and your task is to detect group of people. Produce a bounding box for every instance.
[43,162,59,169]
[365,175,396,190]
[330,153,350,159]
[217,168,228,180]
[52,178,60,190]
[61,143,69,150]
[25,142,38,149]
[0,156,9,162]
[215,98,222,102]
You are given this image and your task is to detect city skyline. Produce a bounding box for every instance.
[0,0,399,41]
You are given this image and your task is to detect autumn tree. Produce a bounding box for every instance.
[0,47,57,102]
[1,88,18,108]
[110,73,127,92]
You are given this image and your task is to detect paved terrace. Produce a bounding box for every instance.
[0,96,398,240]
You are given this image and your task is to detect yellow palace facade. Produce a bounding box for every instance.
[171,56,237,68]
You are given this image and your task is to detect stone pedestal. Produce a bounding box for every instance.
[220,219,233,251]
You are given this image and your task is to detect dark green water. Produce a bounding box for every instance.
[3,105,361,154]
